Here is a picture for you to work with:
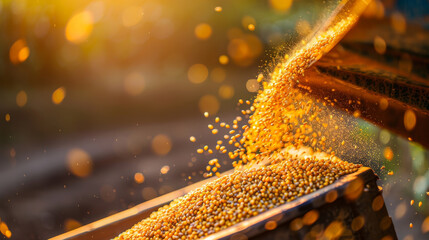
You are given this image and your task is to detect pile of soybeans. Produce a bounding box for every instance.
[116,151,361,240]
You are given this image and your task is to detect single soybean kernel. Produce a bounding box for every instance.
[190,136,196,142]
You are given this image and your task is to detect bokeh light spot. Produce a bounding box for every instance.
[211,67,226,83]
[241,16,256,30]
[265,220,277,230]
[391,12,406,34]
[151,134,172,156]
[5,114,11,122]
[404,109,416,131]
[9,39,30,64]
[379,98,388,110]
[302,210,319,225]
[188,64,208,84]
[66,148,93,178]
[198,95,220,115]
[247,24,255,31]
[219,55,229,65]
[218,84,234,99]
[372,195,384,211]
[362,0,385,18]
[194,23,212,40]
[290,218,303,231]
[325,190,338,203]
[351,216,365,231]
[134,172,145,184]
[228,34,262,67]
[52,87,66,105]
[379,130,390,145]
[0,221,11,238]
[345,178,364,201]
[383,147,394,161]
[324,221,344,239]
[160,165,170,174]
[394,202,406,220]
[246,79,259,92]
[16,90,28,107]
[374,36,386,55]
[269,0,293,12]
[65,11,94,44]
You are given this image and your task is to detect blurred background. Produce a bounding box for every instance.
[0,0,428,239]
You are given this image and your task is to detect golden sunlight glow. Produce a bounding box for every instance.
[194,23,212,40]
[188,64,208,84]
[52,87,66,105]
[269,0,293,12]
[65,11,94,44]
[16,90,28,107]
[9,39,30,64]
[122,6,143,27]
